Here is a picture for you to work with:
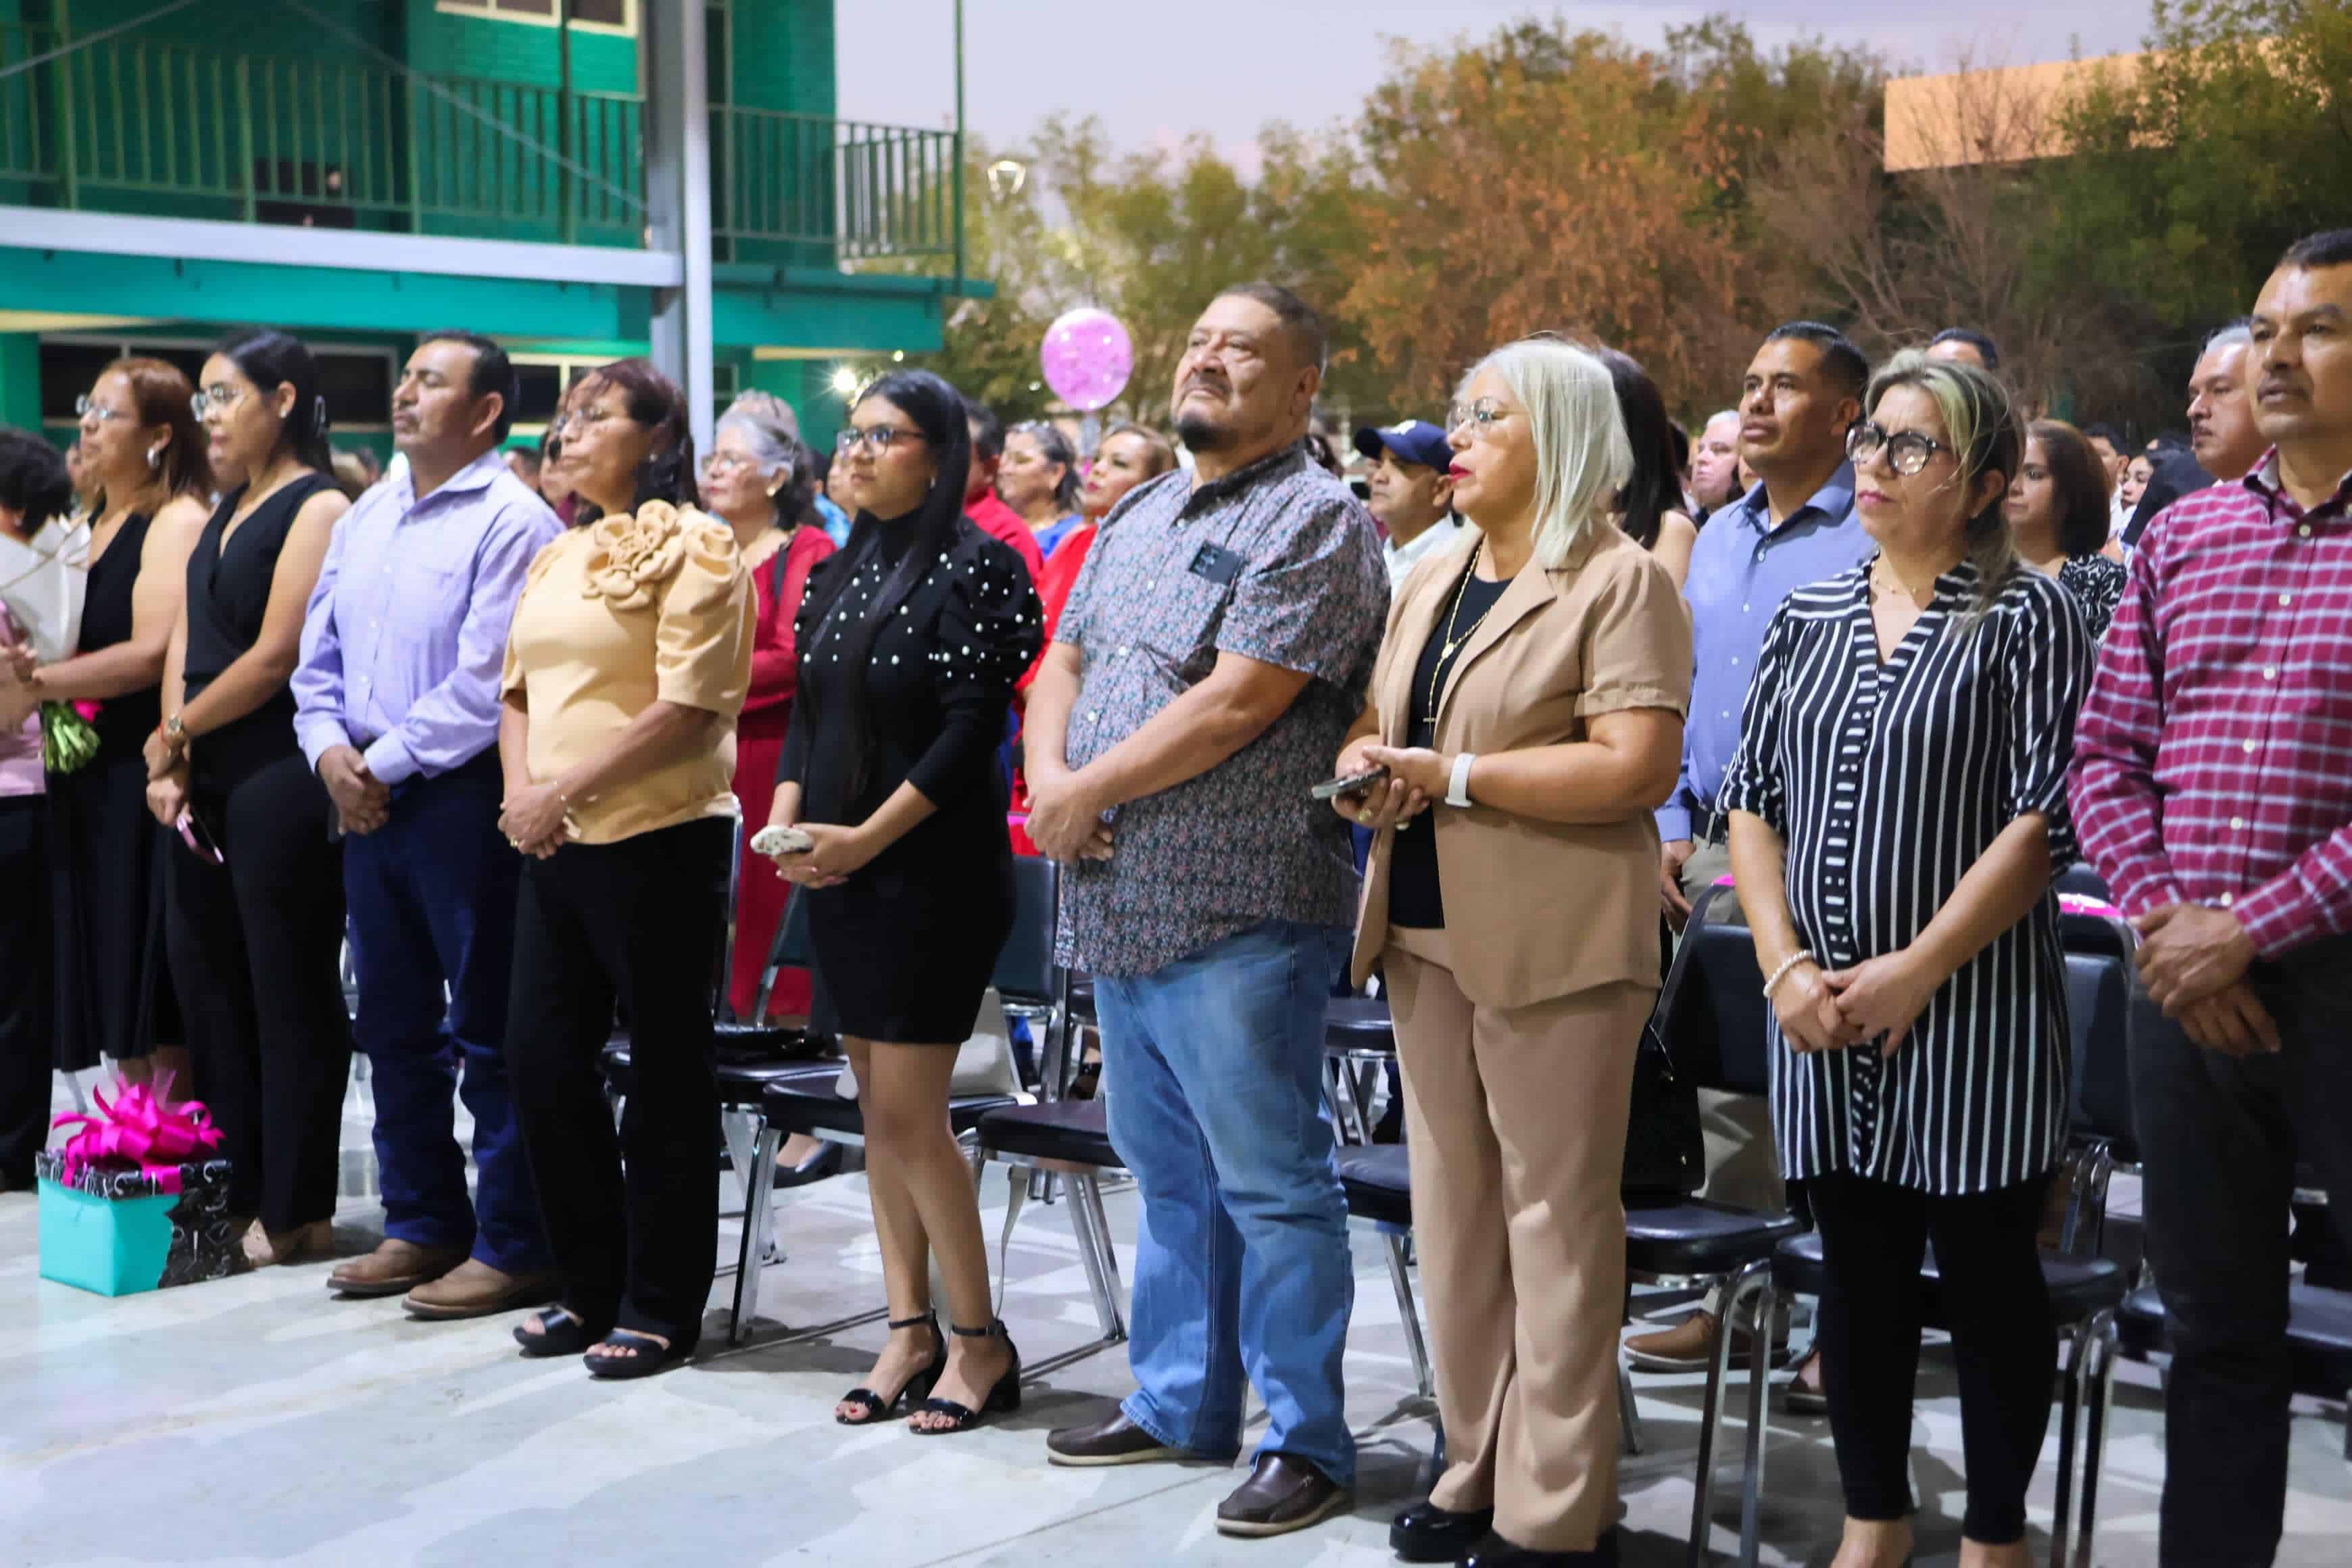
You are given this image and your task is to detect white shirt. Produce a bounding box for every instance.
[1382,516,1465,597]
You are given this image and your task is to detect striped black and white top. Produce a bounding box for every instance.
[1719,558,2094,1196]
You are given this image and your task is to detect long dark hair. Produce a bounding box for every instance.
[2026,419,2115,560]
[574,357,699,524]
[1594,345,1681,551]
[216,329,334,474]
[90,357,214,518]
[1010,419,1082,512]
[796,370,972,805]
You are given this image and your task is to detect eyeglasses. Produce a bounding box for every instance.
[74,395,131,426]
[697,451,762,479]
[548,406,617,439]
[1445,398,1515,437]
[837,425,922,456]
[190,385,248,420]
[1846,421,1952,477]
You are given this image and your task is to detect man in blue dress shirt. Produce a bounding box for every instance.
[1627,321,1874,1378]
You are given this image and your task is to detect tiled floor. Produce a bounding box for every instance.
[7,1069,2350,1566]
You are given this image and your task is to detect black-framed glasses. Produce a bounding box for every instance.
[1847,420,1951,477]
[837,425,922,456]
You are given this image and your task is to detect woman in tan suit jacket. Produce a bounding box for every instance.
[1332,338,1692,1568]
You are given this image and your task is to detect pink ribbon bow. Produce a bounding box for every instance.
[50,1076,222,1194]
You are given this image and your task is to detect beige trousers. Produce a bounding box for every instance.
[1386,926,1655,1552]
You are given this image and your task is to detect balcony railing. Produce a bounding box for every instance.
[0,26,962,268]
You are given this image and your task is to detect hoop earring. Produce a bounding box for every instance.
[147,446,163,472]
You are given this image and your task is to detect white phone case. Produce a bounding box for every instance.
[750,825,814,858]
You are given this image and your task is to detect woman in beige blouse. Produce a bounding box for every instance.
[498,359,754,1379]
[1333,339,1691,1567]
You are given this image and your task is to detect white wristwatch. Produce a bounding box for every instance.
[1446,752,1477,809]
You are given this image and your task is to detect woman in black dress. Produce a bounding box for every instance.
[18,359,211,1100]
[2005,418,2127,640]
[767,370,1042,1434]
[147,330,354,1268]
[1723,353,2092,1568]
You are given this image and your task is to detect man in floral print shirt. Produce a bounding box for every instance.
[1023,283,1387,1538]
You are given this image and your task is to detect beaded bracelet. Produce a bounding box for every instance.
[1761,949,1817,1000]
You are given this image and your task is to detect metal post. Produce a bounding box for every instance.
[951,0,964,294]
[555,0,573,244]
[643,0,712,454]
[49,0,78,210]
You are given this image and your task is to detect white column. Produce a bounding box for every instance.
[643,0,714,455]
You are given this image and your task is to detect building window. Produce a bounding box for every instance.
[434,0,636,34]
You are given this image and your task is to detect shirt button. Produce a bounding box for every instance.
[2220,893,2236,908]
[2232,816,2247,830]
[2243,739,2258,754]
[2299,524,2313,538]
[1085,710,1099,721]
[1741,604,1750,614]
[2280,593,2293,607]
[2264,666,2278,680]
[1721,710,1732,719]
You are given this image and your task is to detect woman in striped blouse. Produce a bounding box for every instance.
[1721,351,2092,1568]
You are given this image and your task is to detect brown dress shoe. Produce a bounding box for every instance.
[1623,1308,1788,1373]
[403,1258,559,1321]
[1215,1453,1352,1538]
[329,1239,469,1298]
[1045,1411,1189,1467]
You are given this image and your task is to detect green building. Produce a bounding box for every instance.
[0,0,977,458]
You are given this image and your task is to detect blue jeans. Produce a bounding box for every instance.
[345,756,548,1274]
[1098,918,1356,1484]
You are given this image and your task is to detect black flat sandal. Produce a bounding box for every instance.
[583,1327,693,1380]
[910,1320,1022,1436]
[513,1306,603,1358]
[835,1313,945,1425]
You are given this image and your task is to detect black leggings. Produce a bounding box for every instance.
[505,816,731,1346]
[166,753,353,1231]
[0,798,51,1184]
[1809,1170,2055,1544]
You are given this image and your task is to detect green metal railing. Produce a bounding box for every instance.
[0,26,963,266]
[713,105,960,262]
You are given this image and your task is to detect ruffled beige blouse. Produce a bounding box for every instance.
[500,502,754,844]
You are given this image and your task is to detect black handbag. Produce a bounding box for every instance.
[1621,1015,1705,1198]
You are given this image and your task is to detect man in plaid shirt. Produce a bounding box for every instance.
[2073,227,2352,1567]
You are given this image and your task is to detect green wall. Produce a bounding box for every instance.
[0,335,38,433]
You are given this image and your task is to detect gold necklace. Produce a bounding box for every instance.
[1427,539,1500,718]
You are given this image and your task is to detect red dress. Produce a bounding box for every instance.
[730,522,836,1019]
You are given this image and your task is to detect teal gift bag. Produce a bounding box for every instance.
[37,1178,178,1296]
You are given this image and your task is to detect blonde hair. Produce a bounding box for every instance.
[1457,338,1632,568]
[1863,349,2024,623]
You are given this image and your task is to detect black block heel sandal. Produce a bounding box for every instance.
[583,1327,694,1380]
[835,1313,944,1425]
[514,1306,603,1358]
[911,1320,1022,1436]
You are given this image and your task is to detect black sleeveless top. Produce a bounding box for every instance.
[78,512,161,762]
[183,472,336,785]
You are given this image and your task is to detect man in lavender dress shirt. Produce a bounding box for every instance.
[293,332,562,1317]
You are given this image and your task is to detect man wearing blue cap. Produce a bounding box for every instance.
[1354,421,1463,595]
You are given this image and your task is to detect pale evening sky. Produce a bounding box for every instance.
[837,1,2153,168]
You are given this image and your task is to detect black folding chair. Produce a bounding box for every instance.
[1629,885,1807,1567]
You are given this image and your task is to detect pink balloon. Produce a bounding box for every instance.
[1039,308,1134,413]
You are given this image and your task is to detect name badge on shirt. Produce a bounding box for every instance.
[1190,543,1245,585]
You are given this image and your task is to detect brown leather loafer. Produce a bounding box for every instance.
[329,1238,468,1298]
[1045,1412,1189,1467]
[1215,1452,1352,1538]
[403,1259,558,1321]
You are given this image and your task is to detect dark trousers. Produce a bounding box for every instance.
[344,754,547,1274]
[506,816,730,1344]
[1809,1171,2055,1544]
[2131,937,2352,1567]
[0,797,51,1185]
[166,752,353,1231]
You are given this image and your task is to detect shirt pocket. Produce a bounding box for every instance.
[391,533,476,598]
[1140,570,1235,687]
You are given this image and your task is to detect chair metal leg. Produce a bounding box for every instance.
[1064,1173,1128,1343]
[719,1108,759,1221]
[2075,1310,2117,1568]
[1617,1354,1643,1456]
[1382,1228,1434,1398]
[729,1123,782,1345]
[2051,1315,2091,1568]
[1691,1257,1768,1568]
[1737,1282,1774,1568]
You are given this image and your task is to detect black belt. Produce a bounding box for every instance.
[1690,802,1728,845]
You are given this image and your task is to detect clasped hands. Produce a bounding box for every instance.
[498,780,572,860]
[1024,763,1114,864]
[1774,949,1944,1058]
[1326,741,1442,831]
[765,820,879,889]
[2132,901,2277,1056]
[318,745,391,836]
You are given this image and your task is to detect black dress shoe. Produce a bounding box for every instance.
[1045,1411,1188,1467]
[1461,1528,1619,1567]
[773,1140,843,1189]
[1216,1452,1352,1538]
[1390,1499,1496,1562]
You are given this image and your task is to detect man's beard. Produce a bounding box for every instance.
[1175,410,1231,453]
